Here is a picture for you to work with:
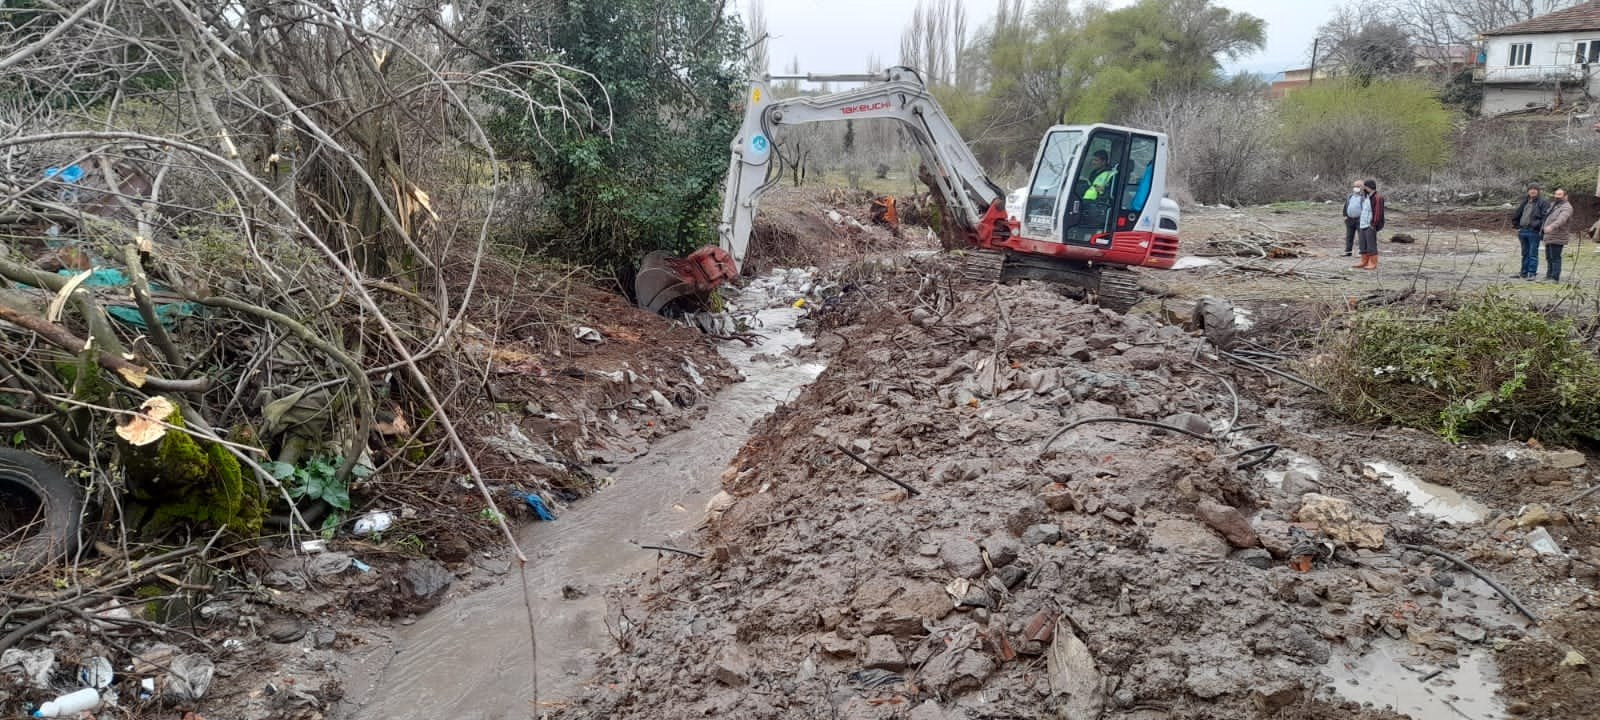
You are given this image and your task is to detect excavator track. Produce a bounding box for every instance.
[962,250,1005,285]
[1096,267,1142,312]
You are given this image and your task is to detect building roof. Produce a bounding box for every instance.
[1484,1,1600,36]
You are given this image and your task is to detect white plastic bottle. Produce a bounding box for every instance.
[34,688,100,717]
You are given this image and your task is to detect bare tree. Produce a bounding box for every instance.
[899,0,968,87]
[747,0,769,76]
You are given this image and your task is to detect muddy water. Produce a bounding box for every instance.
[1326,641,1506,719]
[341,306,823,720]
[1365,460,1490,524]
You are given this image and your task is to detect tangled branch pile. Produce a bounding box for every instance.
[1311,291,1600,443]
[0,0,614,557]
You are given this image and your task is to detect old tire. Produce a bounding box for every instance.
[1193,297,1238,350]
[0,448,82,578]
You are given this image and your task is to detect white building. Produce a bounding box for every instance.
[1479,1,1600,115]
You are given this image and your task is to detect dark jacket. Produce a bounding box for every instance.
[1511,196,1552,231]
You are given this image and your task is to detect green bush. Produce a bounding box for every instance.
[484,0,745,270]
[1313,291,1600,443]
[1278,79,1452,182]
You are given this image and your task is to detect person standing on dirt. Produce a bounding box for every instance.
[1510,183,1550,280]
[1352,179,1384,270]
[1341,180,1365,257]
[1541,188,1573,282]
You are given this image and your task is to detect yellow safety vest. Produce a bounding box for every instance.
[1084,169,1116,201]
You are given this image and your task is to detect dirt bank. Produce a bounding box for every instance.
[553,259,1599,719]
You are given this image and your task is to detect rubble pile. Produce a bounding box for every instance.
[557,263,1600,719]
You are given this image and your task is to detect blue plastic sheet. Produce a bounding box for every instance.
[519,492,556,521]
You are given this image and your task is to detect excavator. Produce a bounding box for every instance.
[634,66,1180,314]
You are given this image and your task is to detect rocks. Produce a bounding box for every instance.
[1451,623,1487,644]
[1296,494,1386,550]
[1279,470,1320,498]
[1161,412,1213,437]
[895,583,955,622]
[858,608,926,639]
[861,636,906,671]
[983,534,1020,568]
[400,559,454,612]
[264,617,307,644]
[1005,498,1053,536]
[940,538,986,579]
[712,645,752,686]
[819,632,857,658]
[1515,504,1566,528]
[995,565,1028,589]
[1184,666,1231,699]
[1251,683,1304,713]
[1545,449,1587,469]
[1040,483,1076,512]
[1230,548,1273,569]
[1148,518,1230,558]
[1021,524,1063,548]
[1195,500,1258,548]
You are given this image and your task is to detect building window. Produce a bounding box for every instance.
[1509,42,1533,66]
[1577,40,1600,64]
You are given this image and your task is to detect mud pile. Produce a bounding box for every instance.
[556,262,1599,719]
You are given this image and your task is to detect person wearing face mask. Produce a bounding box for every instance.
[1541,188,1573,282]
[1340,180,1365,257]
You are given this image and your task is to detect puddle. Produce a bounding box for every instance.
[1260,450,1323,489]
[1325,640,1506,719]
[342,300,824,718]
[1365,461,1489,524]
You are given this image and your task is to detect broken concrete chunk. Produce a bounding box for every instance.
[859,608,926,638]
[1296,494,1386,550]
[1251,682,1304,713]
[862,635,906,671]
[1196,500,1259,548]
[818,632,856,658]
[940,538,987,579]
[1451,622,1487,644]
[1046,620,1105,720]
[1184,666,1231,699]
[1279,470,1320,498]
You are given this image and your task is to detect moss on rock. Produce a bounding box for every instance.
[124,403,264,536]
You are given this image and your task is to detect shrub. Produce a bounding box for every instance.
[1312,291,1600,443]
[1278,79,1452,183]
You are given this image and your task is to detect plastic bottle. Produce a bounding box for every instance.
[34,688,100,717]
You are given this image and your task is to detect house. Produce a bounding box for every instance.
[1479,1,1600,115]
[1267,67,1335,99]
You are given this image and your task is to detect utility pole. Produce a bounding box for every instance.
[1309,37,1320,86]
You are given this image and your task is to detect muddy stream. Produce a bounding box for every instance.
[341,305,823,719]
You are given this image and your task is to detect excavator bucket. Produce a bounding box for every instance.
[634,247,739,314]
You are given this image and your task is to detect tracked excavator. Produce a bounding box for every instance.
[633,66,1181,314]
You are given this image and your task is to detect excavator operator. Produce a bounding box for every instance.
[1082,150,1116,202]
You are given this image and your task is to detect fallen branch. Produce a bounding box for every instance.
[1399,543,1538,625]
[0,304,209,393]
[1562,483,1600,506]
[832,442,921,496]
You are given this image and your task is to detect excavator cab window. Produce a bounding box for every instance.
[1023,129,1083,232]
[1123,135,1159,219]
[1062,130,1128,246]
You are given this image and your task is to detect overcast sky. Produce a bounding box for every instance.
[763,0,1345,79]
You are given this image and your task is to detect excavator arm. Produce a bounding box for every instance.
[719,66,1005,271]
[634,67,1007,313]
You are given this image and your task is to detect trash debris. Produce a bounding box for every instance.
[1,648,56,689]
[78,656,114,690]
[1526,527,1562,556]
[166,654,216,701]
[352,511,395,536]
[33,688,100,718]
[518,492,557,521]
[572,326,604,343]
